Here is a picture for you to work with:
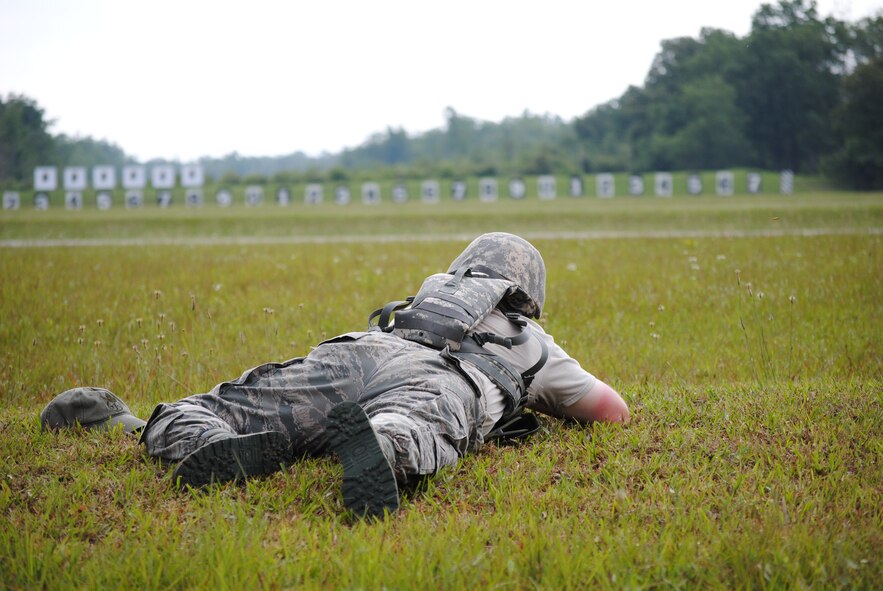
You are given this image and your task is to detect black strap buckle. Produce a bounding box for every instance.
[368,297,413,332]
[472,332,516,349]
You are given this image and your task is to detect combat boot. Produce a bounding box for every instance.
[326,402,399,518]
[173,430,291,488]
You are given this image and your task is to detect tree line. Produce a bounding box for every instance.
[571,0,882,189]
[1,1,880,190]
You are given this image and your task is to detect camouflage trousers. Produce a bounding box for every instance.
[140,331,486,481]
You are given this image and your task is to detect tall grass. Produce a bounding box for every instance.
[1,195,880,589]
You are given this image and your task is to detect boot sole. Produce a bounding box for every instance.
[173,431,291,488]
[326,402,399,518]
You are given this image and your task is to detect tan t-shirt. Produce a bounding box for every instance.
[460,309,597,435]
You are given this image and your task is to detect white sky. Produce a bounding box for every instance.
[1,0,879,162]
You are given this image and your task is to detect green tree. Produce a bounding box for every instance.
[823,57,883,188]
[734,0,843,171]
[54,134,130,168]
[848,15,883,63]
[443,107,477,159]
[574,28,747,172]
[0,94,56,184]
[654,76,751,169]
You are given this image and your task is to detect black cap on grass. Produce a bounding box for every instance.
[40,387,146,434]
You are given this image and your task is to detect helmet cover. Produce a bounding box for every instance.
[447,232,546,317]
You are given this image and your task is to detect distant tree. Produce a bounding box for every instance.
[54,134,130,168]
[328,167,349,182]
[382,127,409,165]
[573,99,632,171]
[734,0,843,171]
[303,167,325,183]
[0,94,55,184]
[521,146,566,175]
[848,15,883,64]
[242,173,268,185]
[823,57,883,188]
[652,75,751,169]
[271,170,298,184]
[220,171,241,185]
[443,107,478,159]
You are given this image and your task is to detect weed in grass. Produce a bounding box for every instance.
[1,199,881,588]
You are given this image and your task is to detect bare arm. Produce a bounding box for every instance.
[533,379,630,425]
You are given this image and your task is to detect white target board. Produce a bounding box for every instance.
[569,175,583,197]
[180,164,204,188]
[628,175,644,196]
[334,185,351,205]
[3,191,20,210]
[391,184,408,203]
[215,189,232,207]
[92,166,116,190]
[479,178,497,202]
[421,180,440,203]
[537,176,556,200]
[509,178,526,200]
[715,171,734,196]
[276,187,291,206]
[156,190,173,208]
[122,165,146,189]
[65,191,83,210]
[96,191,113,210]
[64,167,88,190]
[34,167,58,191]
[362,182,380,204]
[125,190,144,209]
[451,181,467,201]
[305,184,323,205]
[596,174,615,198]
[686,174,702,195]
[34,193,50,210]
[245,186,264,206]
[780,170,794,194]
[654,173,673,197]
[151,165,175,189]
[185,189,203,207]
[747,173,762,194]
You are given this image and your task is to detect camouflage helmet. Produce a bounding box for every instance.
[447,232,546,318]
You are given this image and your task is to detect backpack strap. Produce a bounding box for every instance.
[368,298,412,332]
[454,317,550,421]
[469,314,531,349]
[519,330,549,389]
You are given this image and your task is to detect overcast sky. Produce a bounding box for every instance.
[1,0,879,162]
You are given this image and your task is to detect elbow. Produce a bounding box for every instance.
[592,389,630,424]
[573,381,630,425]
[606,395,630,425]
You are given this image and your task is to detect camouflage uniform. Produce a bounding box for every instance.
[141,331,485,481]
[142,232,547,482]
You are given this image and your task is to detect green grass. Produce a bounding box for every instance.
[1,193,881,589]
[1,191,880,242]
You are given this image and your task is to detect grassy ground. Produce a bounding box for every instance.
[1,191,880,242]
[1,192,880,589]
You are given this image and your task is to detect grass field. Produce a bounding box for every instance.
[1,191,881,589]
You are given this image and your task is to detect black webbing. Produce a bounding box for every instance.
[368,298,412,332]
[520,329,549,388]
